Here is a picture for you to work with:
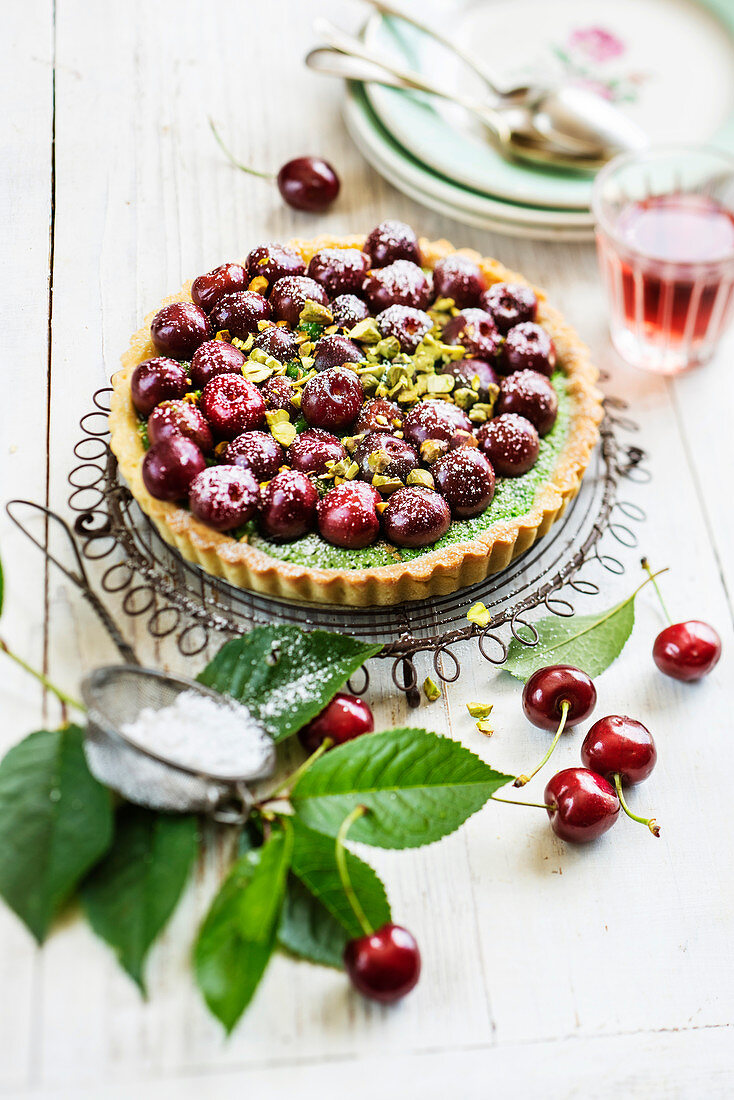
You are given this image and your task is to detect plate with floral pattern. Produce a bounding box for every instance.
[363,0,734,211]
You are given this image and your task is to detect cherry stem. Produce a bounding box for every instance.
[262,738,333,802]
[640,557,673,625]
[0,638,85,713]
[514,698,571,787]
[208,118,274,181]
[335,804,373,937]
[613,773,660,837]
[491,794,555,811]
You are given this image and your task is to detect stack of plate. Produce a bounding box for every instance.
[343,0,734,240]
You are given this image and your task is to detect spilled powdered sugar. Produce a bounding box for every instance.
[119,689,275,780]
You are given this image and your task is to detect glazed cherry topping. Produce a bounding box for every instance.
[147,400,213,453]
[544,768,620,844]
[522,665,597,732]
[260,375,298,418]
[312,334,363,373]
[189,340,246,389]
[300,367,364,432]
[501,322,556,378]
[331,294,370,329]
[480,282,537,334]
[581,716,657,786]
[253,325,300,363]
[442,308,501,362]
[496,370,558,436]
[258,470,318,540]
[402,400,471,451]
[142,437,206,501]
[150,302,212,360]
[208,291,271,340]
[363,220,421,267]
[652,621,722,682]
[382,486,451,548]
[288,428,345,476]
[362,260,432,313]
[297,692,375,754]
[377,305,432,353]
[477,413,539,477]
[354,398,403,434]
[131,358,189,416]
[354,432,418,484]
[440,358,498,403]
[432,448,495,518]
[344,923,421,1004]
[191,263,247,314]
[276,156,340,212]
[225,430,285,481]
[245,243,305,292]
[200,374,266,438]
[307,248,370,297]
[432,254,485,309]
[317,482,381,549]
[269,275,329,328]
[188,465,259,531]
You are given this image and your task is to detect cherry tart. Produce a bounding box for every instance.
[110,231,602,605]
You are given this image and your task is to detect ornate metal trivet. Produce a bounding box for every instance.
[63,387,649,705]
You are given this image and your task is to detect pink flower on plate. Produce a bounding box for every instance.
[568,26,626,63]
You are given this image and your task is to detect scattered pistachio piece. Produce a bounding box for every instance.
[348,317,382,344]
[269,420,297,447]
[248,275,269,295]
[299,299,334,326]
[423,677,442,703]
[406,468,435,489]
[467,601,491,628]
[214,329,231,342]
[420,438,450,464]
[453,386,478,410]
[466,702,493,719]
[475,719,494,736]
[371,473,403,494]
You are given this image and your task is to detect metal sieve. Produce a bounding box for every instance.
[7,501,276,817]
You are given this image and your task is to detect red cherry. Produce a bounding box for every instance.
[191,263,247,314]
[344,923,421,1004]
[141,437,206,501]
[581,715,657,786]
[544,768,620,844]
[188,466,259,531]
[277,157,340,212]
[317,483,381,549]
[653,621,722,682]
[300,367,364,432]
[516,665,597,787]
[150,302,212,360]
[131,357,189,417]
[200,375,266,439]
[147,400,213,453]
[258,470,318,541]
[297,692,374,753]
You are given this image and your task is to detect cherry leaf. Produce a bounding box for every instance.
[278,877,347,970]
[197,626,381,743]
[291,728,513,848]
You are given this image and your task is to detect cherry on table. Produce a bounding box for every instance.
[515,664,597,786]
[131,357,189,416]
[642,558,722,682]
[344,923,421,1004]
[297,692,375,753]
[150,301,212,360]
[363,219,421,267]
[581,715,660,836]
[277,156,340,212]
[544,767,620,844]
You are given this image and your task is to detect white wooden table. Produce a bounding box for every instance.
[2,1,733,1096]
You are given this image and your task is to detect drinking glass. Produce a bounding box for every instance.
[592,146,734,374]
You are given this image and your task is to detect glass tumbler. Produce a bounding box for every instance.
[592,146,734,374]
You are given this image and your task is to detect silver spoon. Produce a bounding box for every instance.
[314,18,647,165]
[307,46,609,172]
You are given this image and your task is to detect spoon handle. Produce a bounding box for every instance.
[357,0,513,97]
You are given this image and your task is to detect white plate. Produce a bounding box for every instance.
[345,85,594,241]
[364,0,734,210]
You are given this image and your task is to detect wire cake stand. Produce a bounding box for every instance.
[65,387,649,705]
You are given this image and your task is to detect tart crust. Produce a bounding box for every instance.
[109,236,603,606]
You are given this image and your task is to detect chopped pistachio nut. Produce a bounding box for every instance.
[467,601,491,628]
[231,334,255,353]
[374,414,390,427]
[475,719,494,736]
[324,324,339,336]
[468,402,497,425]
[420,438,450,464]
[291,389,302,409]
[466,702,493,719]
[371,473,403,494]
[137,421,150,449]
[425,373,455,395]
[406,468,435,489]
[292,369,316,388]
[367,448,393,473]
[326,458,359,480]
[342,433,365,454]
[299,298,334,326]
[430,297,457,314]
[453,386,479,410]
[369,336,401,361]
[248,275,268,295]
[454,429,478,449]
[256,319,271,332]
[214,329,231,342]
[182,390,201,405]
[376,500,389,515]
[423,676,442,702]
[241,363,273,384]
[347,317,382,344]
[269,420,297,447]
[214,441,229,458]
[413,332,465,374]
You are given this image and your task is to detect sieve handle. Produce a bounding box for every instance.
[5,500,140,666]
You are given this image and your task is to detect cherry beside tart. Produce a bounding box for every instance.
[111,226,601,604]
